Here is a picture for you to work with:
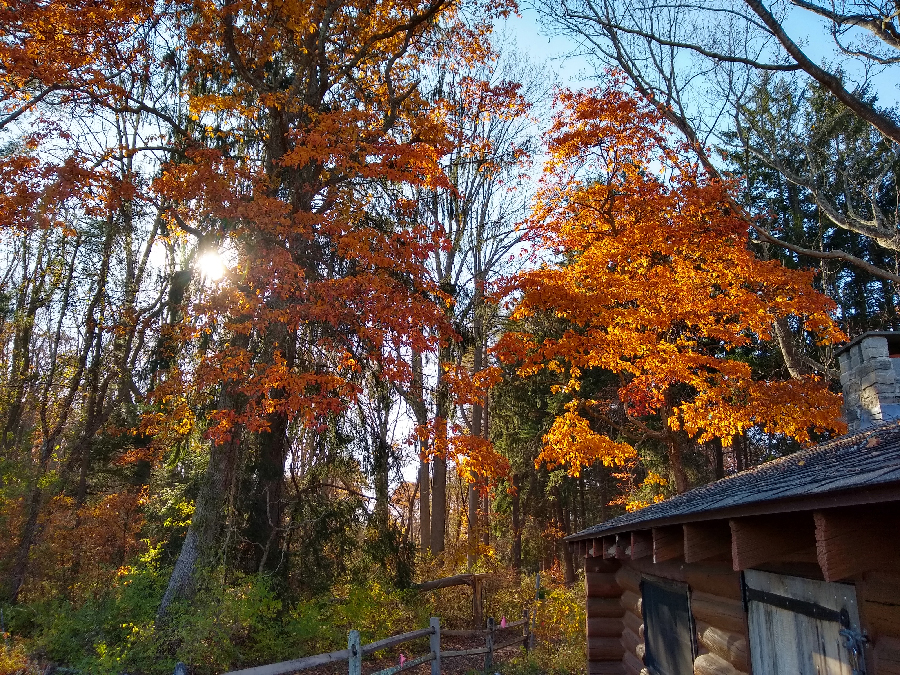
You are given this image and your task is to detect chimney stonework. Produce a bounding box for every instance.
[838,333,900,432]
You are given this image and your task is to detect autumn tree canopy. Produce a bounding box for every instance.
[495,85,846,495]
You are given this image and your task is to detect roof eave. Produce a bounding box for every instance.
[565,479,900,542]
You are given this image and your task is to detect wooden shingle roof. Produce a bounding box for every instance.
[568,421,900,541]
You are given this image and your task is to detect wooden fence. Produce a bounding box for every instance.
[412,573,488,628]
[216,612,531,675]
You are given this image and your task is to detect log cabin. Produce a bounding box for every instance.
[566,331,900,675]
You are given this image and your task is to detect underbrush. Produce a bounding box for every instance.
[3,571,434,674]
[4,554,584,675]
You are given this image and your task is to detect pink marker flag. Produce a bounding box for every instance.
[399,654,406,667]
[500,617,507,628]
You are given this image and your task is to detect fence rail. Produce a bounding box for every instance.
[219,611,530,675]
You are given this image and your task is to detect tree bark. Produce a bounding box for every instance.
[430,342,451,555]
[409,349,431,554]
[511,474,521,572]
[246,413,288,575]
[430,452,447,555]
[419,457,431,554]
[555,486,576,584]
[712,438,725,480]
[157,373,245,624]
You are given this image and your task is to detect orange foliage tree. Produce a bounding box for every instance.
[148,0,515,617]
[494,85,846,496]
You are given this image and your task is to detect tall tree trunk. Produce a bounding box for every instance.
[419,458,431,554]
[157,427,242,622]
[555,487,576,584]
[480,388,490,548]
[467,483,478,567]
[430,343,451,555]
[511,473,521,572]
[411,349,430,554]
[246,413,288,575]
[373,436,390,528]
[467,334,484,566]
[430,451,447,555]
[578,474,587,533]
[712,438,725,480]
[668,437,690,494]
[157,342,247,624]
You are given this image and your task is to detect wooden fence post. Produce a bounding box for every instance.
[484,617,495,672]
[472,576,484,629]
[348,630,361,675]
[429,617,441,675]
[522,609,530,653]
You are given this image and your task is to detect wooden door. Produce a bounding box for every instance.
[745,569,865,675]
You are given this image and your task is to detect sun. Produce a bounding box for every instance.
[198,250,225,281]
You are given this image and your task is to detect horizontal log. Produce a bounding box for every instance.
[588,617,624,638]
[684,522,732,563]
[498,618,528,630]
[695,620,749,671]
[690,591,745,634]
[693,652,747,675]
[588,661,626,675]
[223,648,351,675]
[441,629,483,638]
[586,556,621,574]
[494,636,527,652]
[587,572,623,598]
[729,514,815,571]
[588,637,626,660]
[621,590,642,617]
[370,652,434,675]
[814,505,900,581]
[623,649,644,675]
[362,628,433,655]
[653,526,684,563]
[614,565,642,595]
[441,646,489,658]
[631,531,652,560]
[858,571,900,638]
[588,596,627,618]
[414,573,480,592]
[874,636,900,675]
[621,626,642,657]
[622,609,643,639]
[683,567,742,601]
[628,558,740,600]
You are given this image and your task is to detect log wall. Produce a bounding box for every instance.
[612,558,749,675]
[582,517,900,675]
[585,556,625,675]
[614,565,645,675]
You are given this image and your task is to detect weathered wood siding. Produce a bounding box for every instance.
[745,569,861,675]
[858,569,900,675]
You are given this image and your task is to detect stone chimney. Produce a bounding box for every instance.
[837,331,900,432]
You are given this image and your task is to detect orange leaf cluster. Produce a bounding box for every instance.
[496,85,846,477]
